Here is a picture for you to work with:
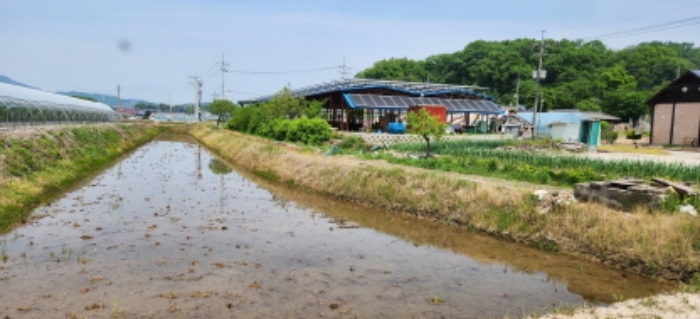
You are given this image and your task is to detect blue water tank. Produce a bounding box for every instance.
[387,122,406,134]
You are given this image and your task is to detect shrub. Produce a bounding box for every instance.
[293,118,333,145]
[336,135,367,150]
[602,130,619,144]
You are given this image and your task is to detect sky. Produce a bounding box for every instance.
[1,0,699,105]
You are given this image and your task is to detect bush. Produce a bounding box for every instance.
[600,120,618,144]
[602,130,618,144]
[626,129,642,140]
[291,118,333,145]
[337,135,367,150]
[228,113,332,145]
[226,106,254,132]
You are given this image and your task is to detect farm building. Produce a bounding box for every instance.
[239,79,503,133]
[517,110,619,146]
[646,70,700,146]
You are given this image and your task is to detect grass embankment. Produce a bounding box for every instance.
[190,125,700,282]
[0,123,159,232]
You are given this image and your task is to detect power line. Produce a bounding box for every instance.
[558,3,700,32]
[202,62,219,78]
[228,66,337,75]
[581,16,700,41]
[339,57,352,79]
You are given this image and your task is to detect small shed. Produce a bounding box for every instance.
[497,110,531,137]
[646,70,700,146]
[519,111,606,146]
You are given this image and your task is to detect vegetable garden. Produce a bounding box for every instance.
[379,139,700,187]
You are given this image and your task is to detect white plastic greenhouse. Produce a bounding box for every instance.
[0,82,116,128]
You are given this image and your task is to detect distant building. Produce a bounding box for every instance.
[517,110,618,147]
[113,107,138,116]
[646,70,700,146]
[239,79,503,133]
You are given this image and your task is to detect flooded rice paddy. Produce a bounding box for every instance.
[0,136,671,318]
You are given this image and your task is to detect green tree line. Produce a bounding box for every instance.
[133,102,195,113]
[356,40,700,121]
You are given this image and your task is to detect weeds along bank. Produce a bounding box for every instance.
[190,125,700,282]
[0,123,159,232]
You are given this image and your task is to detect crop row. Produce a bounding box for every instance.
[390,140,700,184]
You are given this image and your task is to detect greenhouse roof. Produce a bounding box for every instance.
[239,78,492,105]
[0,82,114,113]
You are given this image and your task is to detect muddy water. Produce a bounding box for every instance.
[0,137,671,318]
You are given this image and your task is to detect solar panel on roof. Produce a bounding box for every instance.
[345,93,502,113]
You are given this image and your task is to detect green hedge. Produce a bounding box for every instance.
[226,109,332,145]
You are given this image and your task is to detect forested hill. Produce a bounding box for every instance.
[355,40,700,121]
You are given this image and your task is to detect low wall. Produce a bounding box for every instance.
[342,132,509,146]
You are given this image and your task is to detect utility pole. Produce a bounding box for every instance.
[117,85,121,110]
[531,30,548,139]
[190,75,203,122]
[515,75,521,107]
[339,57,351,80]
[220,54,229,100]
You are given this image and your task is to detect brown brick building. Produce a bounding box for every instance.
[646,70,700,146]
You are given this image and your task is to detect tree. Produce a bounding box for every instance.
[355,38,699,111]
[575,98,602,111]
[355,57,428,82]
[601,91,649,123]
[209,99,237,128]
[304,99,325,119]
[406,108,447,157]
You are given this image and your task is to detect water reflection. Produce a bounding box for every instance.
[0,137,672,319]
[234,165,674,304]
[208,158,233,175]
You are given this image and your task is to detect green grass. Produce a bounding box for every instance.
[0,124,159,232]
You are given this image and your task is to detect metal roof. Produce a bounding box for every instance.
[548,109,621,121]
[0,82,115,114]
[646,70,700,105]
[518,112,595,126]
[345,94,503,114]
[239,78,492,105]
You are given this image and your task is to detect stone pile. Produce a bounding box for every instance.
[574,178,698,211]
